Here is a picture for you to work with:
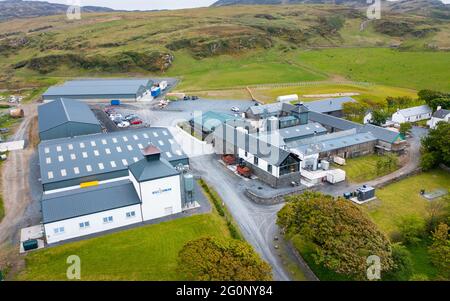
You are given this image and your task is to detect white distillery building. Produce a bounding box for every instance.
[391,105,432,124]
[41,144,185,244]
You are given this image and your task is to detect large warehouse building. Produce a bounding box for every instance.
[42,79,154,102]
[38,98,102,141]
[38,128,190,244]
[39,127,189,192]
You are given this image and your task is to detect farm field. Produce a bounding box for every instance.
[296,48,450,91]
[17,213,231,280]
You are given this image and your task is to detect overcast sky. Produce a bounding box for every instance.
[21,0,450,10]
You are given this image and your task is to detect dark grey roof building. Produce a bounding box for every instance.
[304,97,356,115]
[129,145,180,182]
[433,108,450,119]
[42,79,154,102]
[38,127,188,191]
[38,98,102,141]
[41,180,141,224]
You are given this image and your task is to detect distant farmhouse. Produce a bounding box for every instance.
[391,105,432,124]
[42,79,154,102]
[427,106,450,129]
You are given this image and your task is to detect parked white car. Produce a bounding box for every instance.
[117,121,130,128]
[231,106,240,113]
[109,114,123,120]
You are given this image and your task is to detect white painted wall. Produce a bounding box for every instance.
[44,204,142,244]
[392,111,432,124]
[138,175,182,221]
[238,148,279,177]
[427,115,450,129]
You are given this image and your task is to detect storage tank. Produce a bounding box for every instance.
[321,160,330,170]
[276,94,299,103]
[184,174,194,193]
[267,116,279,132]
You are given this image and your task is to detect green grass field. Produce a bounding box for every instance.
[297,48,450,91]
[338,155,400,183]
[361,170,449,280]
[17,213,231,280]
[363,170,450,236]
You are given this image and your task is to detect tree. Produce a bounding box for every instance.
[277,191,394,279]
[342,102,368,121]
[418,90,450,110]
[371,110,389,126]
[386,96,414,110]
[428,223,450,279]
[399,122,412,136]
[177,237,272,281]
[376,153,398,176]
[383,243,413,280]
[420,122,450,170]
[396,215,425,245]
[425,196,450,233]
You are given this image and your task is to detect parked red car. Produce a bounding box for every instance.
[130,119,143,125]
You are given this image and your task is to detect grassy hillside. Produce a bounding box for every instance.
[0,5,448,96]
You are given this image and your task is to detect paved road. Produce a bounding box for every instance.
[189,155,291,281]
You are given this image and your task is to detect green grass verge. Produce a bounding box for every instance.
[17,213,231,280]
[198,178,243,241]
[338,154,400,183]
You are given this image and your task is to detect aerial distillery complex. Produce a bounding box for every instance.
[35,79,408,244]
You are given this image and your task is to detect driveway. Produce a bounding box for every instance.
[189,155,291,281]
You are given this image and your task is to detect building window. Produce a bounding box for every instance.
[79,221,90,229]
[268,164,273,173]
[126,211,136,218]
[54,227,65,234]
[103,216,113,224]
[254,157,259,165]
[244,151,248,157]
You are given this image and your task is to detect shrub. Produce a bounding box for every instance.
[177,237,272,281]
[396,215,426,246]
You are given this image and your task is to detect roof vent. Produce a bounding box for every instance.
[142,144,161,161]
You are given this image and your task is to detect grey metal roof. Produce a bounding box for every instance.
[191,111,243,132]
[308,111,362,131]
[303,97,356,113]
[129,157,179,182]
[38,98,100,133]
[246,102,306,117]
[38,127,188,185]
[433,109,450,119]
[277,122,327,140]
[395,105,432,118]
[358,124,403,144]
[42,79,153,97]
[214,124,293,166]
[41,180,141,223]
[292,132,377,155]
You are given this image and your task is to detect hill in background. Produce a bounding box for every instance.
[0,0,115,21]
[211,0,450,19]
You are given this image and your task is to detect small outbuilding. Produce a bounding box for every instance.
[391,105,432,124]
[38,98,102,141]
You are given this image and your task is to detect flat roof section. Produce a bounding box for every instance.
[38,127,188,185]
